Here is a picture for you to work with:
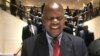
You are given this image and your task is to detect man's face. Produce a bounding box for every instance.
[42,9,65,38]
[27,19,32,25]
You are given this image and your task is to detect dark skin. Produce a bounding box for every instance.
[41,2,65,38]
[27,19,32,25]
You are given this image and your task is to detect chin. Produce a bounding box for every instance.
[51,33,60,37]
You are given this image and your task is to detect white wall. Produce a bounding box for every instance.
[0,9,27,54]
[84,16,100,40]
[0,8,3,53]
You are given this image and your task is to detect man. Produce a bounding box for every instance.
[41,3,45,13]
[22,18,37,41]
[21,2,88,56]
[79,25,94,46]
[10,0,17,16]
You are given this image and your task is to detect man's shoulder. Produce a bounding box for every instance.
[89,38,100,49]
[88,38,100,56]
[23,25,28,29]
[63,32,87,52]
[63,32,84,43]
[23,32,45,45]
[22,36,37,46]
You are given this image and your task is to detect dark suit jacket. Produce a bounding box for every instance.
[21,32,88,56]
[85,32,94,46]
[22,25,33,41]
[88,38,100,56]
[79,30,94,46]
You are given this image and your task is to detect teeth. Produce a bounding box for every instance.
[51,26,59,29]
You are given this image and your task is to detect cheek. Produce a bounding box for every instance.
[42,19,46,27]
[61,20,65,25]
[42,21,49,28]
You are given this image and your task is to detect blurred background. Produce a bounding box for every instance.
[0,0,100,56]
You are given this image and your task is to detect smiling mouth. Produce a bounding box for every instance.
[51,26,60,29]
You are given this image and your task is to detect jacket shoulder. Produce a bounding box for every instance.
[63,32,83,42]
[23,32,45,46]
[63,32,88,56]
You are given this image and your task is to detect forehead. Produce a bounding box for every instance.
[43,2,64,17]
[45,10,63,17]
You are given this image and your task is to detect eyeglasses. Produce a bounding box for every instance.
[44,16,64,20]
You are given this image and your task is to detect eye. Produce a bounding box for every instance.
[45,16,64,20]
[47,17,54,20]
[56,16,64,20]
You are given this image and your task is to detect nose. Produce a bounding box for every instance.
[54,18,58,22]
[52,18,59,24]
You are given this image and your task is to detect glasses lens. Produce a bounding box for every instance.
[45,16,64,20]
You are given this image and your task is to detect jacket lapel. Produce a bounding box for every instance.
[33,33,49,56]
[60,32,74,56]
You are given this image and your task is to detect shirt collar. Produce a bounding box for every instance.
[46,32,62,46]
